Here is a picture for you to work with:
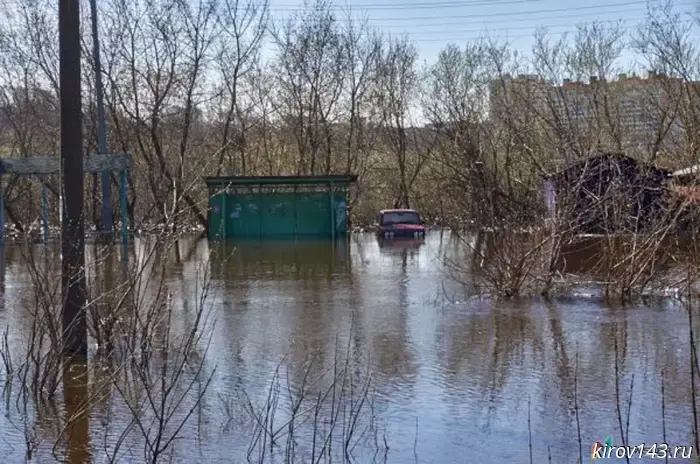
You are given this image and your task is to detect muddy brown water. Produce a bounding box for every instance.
[0,231,697,463]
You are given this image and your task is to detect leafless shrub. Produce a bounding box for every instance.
[0,232,217,462]
[224,332,387,464]
[0,149,219,463]
[99,237,216,463]
[441,228,550,298]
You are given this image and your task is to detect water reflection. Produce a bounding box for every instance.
[555,235,685,278]
[377,237,425,253]
[0,232,697,463]
[210,239,350,281]
[63,362,90,464]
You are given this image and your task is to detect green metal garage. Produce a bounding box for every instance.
[204,175,357,240]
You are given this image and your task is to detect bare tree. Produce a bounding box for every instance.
[338,13,381,216]
[527,22,628,161]
[167,0,220,231]
[101,0,215,229]
[271,0,347,175]
[373,35,424,209]
[634,1,700,166]
[213,0,268,177]
[0,0,61,232]
[246,64,287,175]
[423,42,490,224]
[339,13,379,172]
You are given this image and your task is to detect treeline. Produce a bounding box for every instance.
[0,0,697,231]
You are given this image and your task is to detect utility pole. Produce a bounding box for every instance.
[60,0,87,359]
[89,0,112,239]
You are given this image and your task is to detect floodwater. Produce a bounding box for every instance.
[0,231,697,463]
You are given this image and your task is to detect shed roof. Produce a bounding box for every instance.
[544,152,671,180]
[204,174,358,187]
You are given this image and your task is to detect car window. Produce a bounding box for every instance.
[381,212,420,225]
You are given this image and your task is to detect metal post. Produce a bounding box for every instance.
[329,182,335,241]
[258,183,263,238]
[89,0,112,237]
[293,184,298,235]
[60,0,88,359]
[221,187,227,240]
[344,187,349,237]
[120,168,128,257]
[41,181,48,243]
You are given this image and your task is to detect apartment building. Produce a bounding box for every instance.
[488,74,549,124]
[488,72,689,151]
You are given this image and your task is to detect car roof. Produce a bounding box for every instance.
[379,209,419,214]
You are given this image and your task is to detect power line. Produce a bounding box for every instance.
[266,1,698,36]
[2,0,694,24]
[406,24,667,42]
[260,18,691,43]
[2,0,695,46]
[267,0,692,17]
[389,18,688,37]
[373,12,653,29]
[263,3,698,43]
[270,0,547,10]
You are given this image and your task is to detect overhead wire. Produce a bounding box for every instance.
[264,0,698,43]
[0,0,695,45]
[389,18,696,41]
[266,0,694,18]
[371,8,691,28]
[269,0,552,10]
[368,17,655,34]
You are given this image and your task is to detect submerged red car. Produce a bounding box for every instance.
[376,209,427,239]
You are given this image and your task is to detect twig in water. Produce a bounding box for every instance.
[625,374,635,458]
[527,397,533,464]
[413,416,418,463]
[614,335,632,464]
[687,287,700,454]
[574,350,582,464]
[661,369,668,464]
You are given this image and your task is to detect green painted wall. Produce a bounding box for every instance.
[208,190,348,240]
